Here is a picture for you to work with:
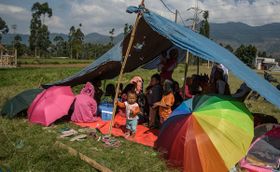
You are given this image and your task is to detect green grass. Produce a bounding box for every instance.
[18,57,92,65]
[0,64,280,171]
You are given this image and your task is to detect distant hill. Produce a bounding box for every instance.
[1,32,123,45]
[2,33,29,45]
[84,32,123,44]
[2,22,280,57]
[210,22,280,57]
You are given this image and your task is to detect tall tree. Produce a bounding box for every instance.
[68,26,76,59]
[14,34,22,49]
[0,17,9,43]
[53,35,64,57]
[258,51,267,57]
[14,34,26,56]
[109,28,115,45]
[73,27,84,59]
[30,2,52,57]
[199,11,210,38]
[235,44,257,66]
[68,24,84,59]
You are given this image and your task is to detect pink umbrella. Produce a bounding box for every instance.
[28,86,75,126]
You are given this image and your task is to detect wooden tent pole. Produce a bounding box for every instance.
[182,19,196,99]
[197,56,199,75]
[182,51,190,99]
[108,0,145,135]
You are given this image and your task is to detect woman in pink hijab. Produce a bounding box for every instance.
[130,76,148,123]
[71,82,98,122]
[130,76,143,94]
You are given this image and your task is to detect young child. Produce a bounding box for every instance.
[153,80,174,125]
[121,83,136,102]
[146,74,162,128]
[116,91,141,137]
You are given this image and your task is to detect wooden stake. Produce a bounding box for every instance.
[15,49,17,67]
[108,0,145,135]
[55,141,112,172]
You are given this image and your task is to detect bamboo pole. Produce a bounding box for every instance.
[55,141,112,172]
[0,50,3,67]
[108,0,145,135]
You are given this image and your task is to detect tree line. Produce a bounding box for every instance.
[0,2,276,65]
[0,2,116,59]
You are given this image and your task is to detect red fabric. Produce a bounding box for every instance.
[75,113,158,147]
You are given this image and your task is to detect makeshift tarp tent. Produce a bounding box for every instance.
[43,41,123,88]
[44,6,280,109]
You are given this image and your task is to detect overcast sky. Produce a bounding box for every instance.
[0,0,280,35]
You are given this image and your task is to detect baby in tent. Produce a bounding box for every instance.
[116,90,141,138]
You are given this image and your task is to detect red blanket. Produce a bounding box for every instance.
[75,114,158,147]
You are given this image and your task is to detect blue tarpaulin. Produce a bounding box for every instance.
[43,42,123,87]
[44,6,280,108]
[141,8,280,108]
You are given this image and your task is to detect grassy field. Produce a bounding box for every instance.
[0,61,280,171]
[18,58,92,65]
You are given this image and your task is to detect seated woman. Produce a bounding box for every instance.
[172,81,183,110]
[71,82,98,123]
[209,68,231,95]
[130,76,148,123]
[182,77,193,99]
[101,84,115,103]
[90,80,104,105]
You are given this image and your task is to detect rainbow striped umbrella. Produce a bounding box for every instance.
[156,95,254,172]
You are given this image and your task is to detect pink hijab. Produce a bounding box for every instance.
[71,82,98,123]
[80,82,95,97]
[130,76,143,94]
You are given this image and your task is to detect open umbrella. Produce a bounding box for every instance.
[28,86,75,126]
[1,88,43,118]
[240,126,280,172]
[156,95,254,172]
